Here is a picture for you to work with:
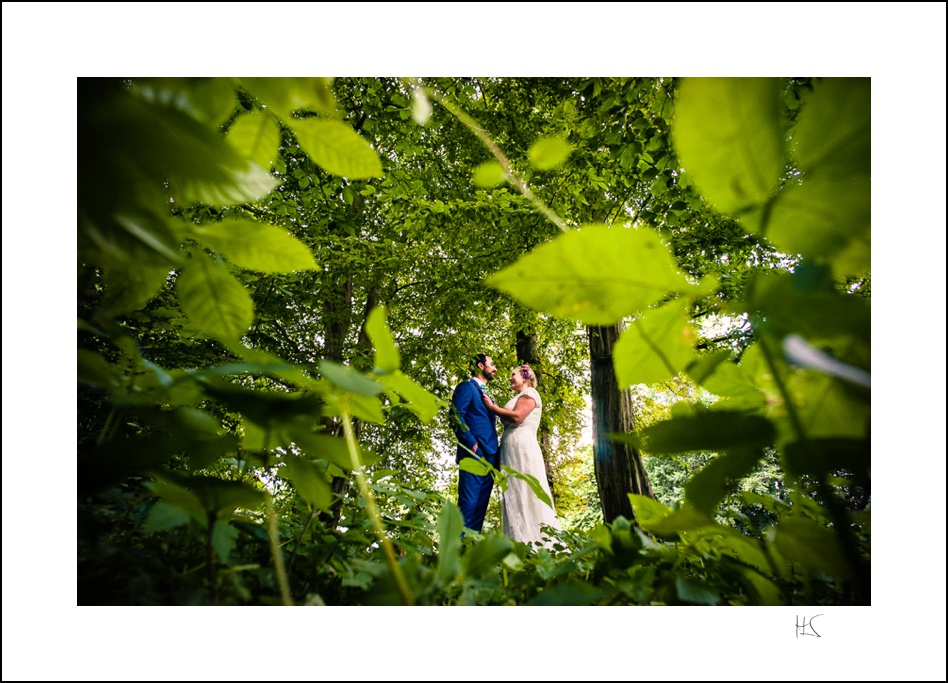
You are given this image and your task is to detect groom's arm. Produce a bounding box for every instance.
[451,382,479,453]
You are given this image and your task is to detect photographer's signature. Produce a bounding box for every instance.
[796,614,822,638]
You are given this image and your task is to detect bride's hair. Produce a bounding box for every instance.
[519,364,537,388]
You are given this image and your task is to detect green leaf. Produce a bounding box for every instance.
[144,501,191,533]
[100,260,171,316]
[782,438,869,479]
[773,516,851,579]
[188,219,318,273]
[293,118,383,179]
[462,534,515,578]
[365,307,401,373]
[472,161,505,188]
[379,372,444,424]
[672,78,784,215]
[458,457,491,476]
[77,350,120,390]
[176,251,254,342]
[685,448,765,514]
[751,272,871,356]
[614,298,697,387]
[632,411,776,454]
[281,454,333,509]
[319,360,384,396]
[675,578,721,605]
[793,78,870,176]
[526,580,604,606]
[765,175,870,275]
[436,503,464,586]
[226,110,282,170]
[212,522,239,564]
[239,77,338,119]
[486,224,695,325]
[527,136,572,170]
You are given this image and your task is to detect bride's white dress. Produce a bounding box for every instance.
[499,387,562,548]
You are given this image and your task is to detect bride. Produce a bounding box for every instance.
[482,364,562,549]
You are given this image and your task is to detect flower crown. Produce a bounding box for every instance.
[520,364,533,381]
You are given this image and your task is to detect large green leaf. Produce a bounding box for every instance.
[293,118,383,179]
[773,516,851,579]
[281,454,333,509]
[176,251,254,342]
[526,580,604,606]
[365,307,401,373]
[793,78,870,176]
[632,411,776,454]
[239,77,338,120]
[100,259,171,316]
[188,219,318,273]
[675,578,721,605]
[614,298,696,387]
[212,523,240,565]
[462,534,515,578]
[143,502,191,533]
[750,271,871,350]
[319,360,384,396]
[672,78,785,216]
[783,438,870,479]
[225,110,282,170]
[765,175,870,275]
[109,92,276,205]
[379,372,444,424]
[486,224,695,325]
[435,503,463,586]
[685,447,765,514]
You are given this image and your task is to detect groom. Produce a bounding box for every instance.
[450,353,499,533]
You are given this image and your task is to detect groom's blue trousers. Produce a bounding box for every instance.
[457,450,498,533]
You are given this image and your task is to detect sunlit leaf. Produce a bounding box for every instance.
[239,77,338,119]
[527,136,572,170]
[365,307,401,373]
[188,219,318,273]
[486,224,695,325]
[293,118,383,179]
[672,78,784,215]
[458,457,491,476]
[472,161,505,188]
[379,372,445,424]
[614,298,697,387]
[176,251,254,342]
[226,110,282,170]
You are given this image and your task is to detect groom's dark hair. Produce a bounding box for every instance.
[470,353,488,376]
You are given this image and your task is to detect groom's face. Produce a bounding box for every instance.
[479,357,497,381]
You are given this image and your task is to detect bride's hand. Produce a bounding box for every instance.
[481,392,494,411]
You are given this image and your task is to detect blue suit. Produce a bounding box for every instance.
[451,378,499,532]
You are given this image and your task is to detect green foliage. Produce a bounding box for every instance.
[78,76,869,607]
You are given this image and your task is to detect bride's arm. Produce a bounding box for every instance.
[482,393,536,425]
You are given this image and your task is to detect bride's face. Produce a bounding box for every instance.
[509,370,525,392]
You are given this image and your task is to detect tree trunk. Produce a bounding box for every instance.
[587,323,655,524]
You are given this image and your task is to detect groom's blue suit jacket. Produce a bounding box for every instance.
[451,378,499,462]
